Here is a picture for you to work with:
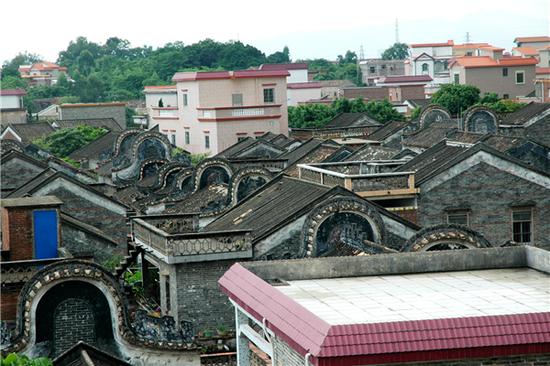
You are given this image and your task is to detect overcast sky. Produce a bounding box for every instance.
[1,0,548,64]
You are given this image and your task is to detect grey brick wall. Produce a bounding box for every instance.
[46,187,127,246]
[418,162,550,249]
[271,336,303,366]
[61,224,123,262]
[174,259,236,333]
[53,298,96,356]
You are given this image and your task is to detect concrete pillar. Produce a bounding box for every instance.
[235,308,251,366]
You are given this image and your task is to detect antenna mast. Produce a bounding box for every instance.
[395,18,400,43]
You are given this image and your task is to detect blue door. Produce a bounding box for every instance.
[33,210,58,259]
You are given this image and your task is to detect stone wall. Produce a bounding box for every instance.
[60,223,123,262]
[1,158,44,197]
[0,110,27,124]
[418,162,550,248]
[174,259,236,333]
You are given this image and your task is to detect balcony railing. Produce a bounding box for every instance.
[131,216,252,263]
[298,161,418,197]
[197,105,282,121]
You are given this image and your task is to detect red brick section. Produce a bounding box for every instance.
[0,287,21,321]
[219,263,550,366]
[3,207,34,260]
[392,208,418,224]
[249,343,272,366]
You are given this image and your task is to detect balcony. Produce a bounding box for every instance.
[298,161,418,198]
[131,214,252,263]
[150,107,179,120]
[197,104,282,122]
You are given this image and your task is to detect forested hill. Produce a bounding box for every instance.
[0,37,361,113]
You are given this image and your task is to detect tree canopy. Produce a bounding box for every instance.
[33,125,108,158]
[381,43,409,60]
[431,84,481,116]
[288,98,404,128]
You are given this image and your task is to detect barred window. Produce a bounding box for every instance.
[512,209,532,243]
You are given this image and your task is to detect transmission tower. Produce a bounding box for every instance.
[359,45,365,61]
[465,32,471,43]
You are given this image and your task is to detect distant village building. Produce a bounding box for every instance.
[449,56,537,99]
[0,89,27,124]
[18,61,69,86]
[259,63,322,106]
[59,102,127,129]
[407,40,454,85]
[359,58,405,85]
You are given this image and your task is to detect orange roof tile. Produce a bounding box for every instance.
[453,43,490,49]
[410,40,454,48]
[450,56,538,69]
[513,47,539,56]
[514,36,550,43]
[144,85,176,90]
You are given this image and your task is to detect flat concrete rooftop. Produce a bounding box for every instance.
[277,268,550,325]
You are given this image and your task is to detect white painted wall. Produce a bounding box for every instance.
[1,95,22,109]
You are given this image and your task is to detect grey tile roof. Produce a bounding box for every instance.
[3,123,55,143]
[395,141,469,183]
[500,102,550,125]
[402,124,458,149]
[345,144,399,161]
[367,121,409,141]
[324,113,381,128]
[52,118,123,131]
[68,131,119,161]
[204,176,331,241]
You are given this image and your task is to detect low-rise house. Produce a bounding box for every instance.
[374,75,432,101]
[18,61,69,86]
[290,113,382,140]
[514,36,550,49]
[143,85,178,128]
[258,63,321,106]
[0,122,54,144]
[0,89,27,124]
[318,79,356,98]
[59,102,127,129]
[220,246,550,366]
[151,70,291,154]
[449,56,537,99]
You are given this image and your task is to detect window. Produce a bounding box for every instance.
[185,131,190,145]
[237,135,247,142]
[466,51,473,56]
[503,94,509,99]
[447,212,469,226]
[453,73,460,84]
[204,135,210,149]
[421,63,429,74]
[170,134,176,145]
[502,67,508,77]
[183,93,188,106]
[516,71,525,84]
[369,66,376,73]
[263,88,274,103]
[381,64,386,70]
[232,93,243,106]
[512,209,532,243]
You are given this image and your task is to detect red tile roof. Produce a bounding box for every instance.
[287,82,322,89]
[172,70,289,82]
[536,67,550,75]
[453,43,491,49]
[144,85,176,90]
[19,61,67,72]
[379,75,432,83]
[259,63,308,71]
[0,88,26,96]
[450,56,538,69]
[219,263,550,366]
[410,40,454,48]
[514,36,550,44]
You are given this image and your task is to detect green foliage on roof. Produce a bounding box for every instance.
[289,98,404,128]
[33,125,108,158]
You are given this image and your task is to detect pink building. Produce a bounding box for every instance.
[151,70,290,155]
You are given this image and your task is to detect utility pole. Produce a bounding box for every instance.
[395,18,400,43]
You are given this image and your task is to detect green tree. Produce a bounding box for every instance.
[288,104,335,128]
[410,106,422,120]
[364,99,405,122]
[381,43,409,60]
[479,92,499,104]
[266,46,291,64]
[0,75,28,89]
[1,353,52,366]
[483,99,525,114]
[33,125,108,158]
[431,84,480,116]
